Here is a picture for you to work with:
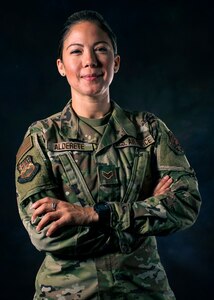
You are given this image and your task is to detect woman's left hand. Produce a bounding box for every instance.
[31,197,98,237]
[153,175,173,196]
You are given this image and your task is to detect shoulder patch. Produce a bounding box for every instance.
[16,136,33,163]
[143,112,158,141]
[167,131,184,155]
[17,155,40,183]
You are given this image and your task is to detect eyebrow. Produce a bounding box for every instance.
[66,41,111,50]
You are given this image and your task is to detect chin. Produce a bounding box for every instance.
[84,89,105,97]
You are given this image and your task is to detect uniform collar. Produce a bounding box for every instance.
[59,100,138,143]
[59,100,79,140]
[95,102,137,153]
[112,102,137,138]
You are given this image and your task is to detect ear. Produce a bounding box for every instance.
[56,59,66,77]
[114,55,120,73]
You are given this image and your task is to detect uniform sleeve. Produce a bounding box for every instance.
[15,129,82,255]
[16,129,116,256]
[107,119,201,238]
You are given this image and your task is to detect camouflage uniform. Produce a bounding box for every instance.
[15,100,201,300]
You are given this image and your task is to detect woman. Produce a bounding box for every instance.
[15,10,201,300]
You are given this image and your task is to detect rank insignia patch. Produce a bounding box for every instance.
[17,155,40,183]
[167,131,184,155]
[98,164,119,185]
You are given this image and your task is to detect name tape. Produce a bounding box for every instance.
[51,142,94,152]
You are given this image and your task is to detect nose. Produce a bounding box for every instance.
[83,49,98,68]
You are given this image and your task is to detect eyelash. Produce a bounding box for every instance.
[95,47,108,53]
[70,47,108,55]
[70,49,82,54]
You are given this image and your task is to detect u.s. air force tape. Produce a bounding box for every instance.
[115,135,155,148]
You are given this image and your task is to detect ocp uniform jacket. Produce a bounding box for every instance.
[15,100,201,300]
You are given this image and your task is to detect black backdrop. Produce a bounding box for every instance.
[1,1,213,299]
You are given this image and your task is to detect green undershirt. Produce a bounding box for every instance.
[78,111,111,135]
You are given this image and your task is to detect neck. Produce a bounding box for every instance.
[72,95,111,119]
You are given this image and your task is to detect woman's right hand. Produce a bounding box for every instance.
[31,198,98,237]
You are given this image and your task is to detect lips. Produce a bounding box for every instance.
[81,73,103,80]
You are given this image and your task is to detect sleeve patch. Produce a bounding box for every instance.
[17,155,40,183]
[167,131,184,155]
[16,136,33,163]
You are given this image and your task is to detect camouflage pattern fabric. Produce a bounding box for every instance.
[15,100,201,299]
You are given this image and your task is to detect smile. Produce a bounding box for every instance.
[81,73,103,81]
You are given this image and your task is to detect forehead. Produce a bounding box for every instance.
[64,21,111,44]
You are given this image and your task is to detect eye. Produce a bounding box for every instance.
[70,49,82,55]
[95,46,108,53]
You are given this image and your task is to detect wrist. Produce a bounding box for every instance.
[92,208,99,222]
[93,202,111,224]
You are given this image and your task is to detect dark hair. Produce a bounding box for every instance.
[58,10,118,59]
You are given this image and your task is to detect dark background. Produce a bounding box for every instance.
[1,0,213,299]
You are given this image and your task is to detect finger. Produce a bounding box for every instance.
[157,176,173,190]
[153,176,173,196]
[154,182,172,195]
[31,199,59,223]
[159,177,173,190]
[31,203,52,223]
[31,197,54,210]
[154,175,170,191]
[46,218,66,237]
[31,204,46,223]
[36,212,59,232]
[31,198,48,210]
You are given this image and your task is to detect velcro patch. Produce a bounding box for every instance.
[17,155,40,183]
[167,131,184,155]
[49,141,94,152]
[98,164,119,186]
[115,135,155,149]
[16,136,33,163]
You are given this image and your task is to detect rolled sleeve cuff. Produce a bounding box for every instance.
[108,202,132,231]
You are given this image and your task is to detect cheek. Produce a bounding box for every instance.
[65,67,80,85]
[106,62,115,80]
[65,64,77,75]
[63,58,80,75]
[104,59,114,74]
[64,66,79,88]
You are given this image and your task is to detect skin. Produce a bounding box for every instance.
[31,21,173,237]
[57,21,120,118]
[31,176,173,237]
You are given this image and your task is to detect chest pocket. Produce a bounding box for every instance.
[97,163,121,203]
[47,141,95,207]
[58,152,95,206]
[114,134,155,204]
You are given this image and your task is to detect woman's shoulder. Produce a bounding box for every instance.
[26,100,72,136]
[25,111,62,137]
[122,106,170,140]
[123,107,161,128]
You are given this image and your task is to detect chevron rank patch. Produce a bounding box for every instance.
[98,164,119,186]
[17,155,40,183]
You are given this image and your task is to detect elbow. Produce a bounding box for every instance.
[174,193,202,231]
[29,230,49,252]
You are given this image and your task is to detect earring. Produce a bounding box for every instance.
[62,73,65,76]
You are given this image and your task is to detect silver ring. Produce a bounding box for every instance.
[51,201,57,211]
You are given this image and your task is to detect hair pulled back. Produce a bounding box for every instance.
[58,10,118,60]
